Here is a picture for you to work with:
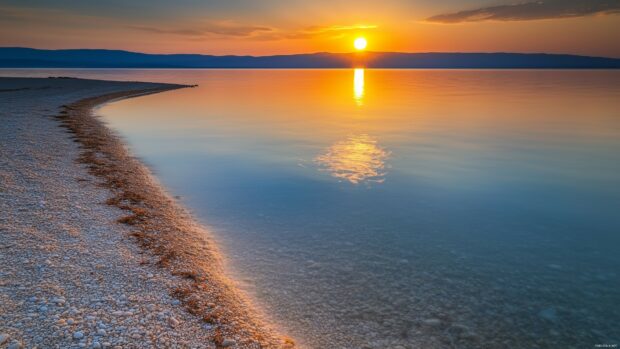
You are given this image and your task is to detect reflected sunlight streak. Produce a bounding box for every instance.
[315,134,390,184]
[353,68,365,106]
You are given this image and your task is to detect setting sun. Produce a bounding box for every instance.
[354,37,367,51]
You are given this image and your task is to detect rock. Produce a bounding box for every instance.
[73,331,85,339]
[0,333,9,345]
[459,331,479,340]
[67,318,75,325]
[452,324,469,331]
[93,342,102,349]
[7,341,22,349]
[97,329,107,336]
[538,308,558,322]
[168,317,180,328]
[221,338,236,347]
[422,318,442,327]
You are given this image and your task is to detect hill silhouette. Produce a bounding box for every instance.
[1,47,619,69]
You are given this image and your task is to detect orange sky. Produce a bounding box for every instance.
[1,1,619,57]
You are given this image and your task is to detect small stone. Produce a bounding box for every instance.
[146,273,154,278]
[93,342,102,349]
[0,334,10,345]
[39,305,48,312]
[538,308,558,322]
[221,338,236,347]
[7,341,22,349]
[73,331,84,340]
[452,324,470,332]
[459,331,479,340]
[422,318,442,327]
[168,317,180,327]
[97,329,107,336]
[67,318,75,325]
[171,300,181,306]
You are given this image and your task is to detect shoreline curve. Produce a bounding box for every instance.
[61,83,294,349]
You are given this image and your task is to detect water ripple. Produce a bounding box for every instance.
[315,134,390,184]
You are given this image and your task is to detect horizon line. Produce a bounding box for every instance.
[3,46,620,60]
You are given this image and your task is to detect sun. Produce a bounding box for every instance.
[354,37,367,51]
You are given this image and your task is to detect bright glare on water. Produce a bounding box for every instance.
[3,69,619,348]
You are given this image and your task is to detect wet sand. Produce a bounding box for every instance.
[0,77,292,349]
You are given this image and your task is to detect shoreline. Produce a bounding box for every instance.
[0,77,292,348]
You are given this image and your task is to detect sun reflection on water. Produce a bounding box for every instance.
[315,134,390,184]
[353,68,365,106]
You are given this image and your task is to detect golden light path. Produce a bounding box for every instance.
[314,134,390,184]
[353,68,365,105]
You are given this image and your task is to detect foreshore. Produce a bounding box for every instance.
[0,77,291,349]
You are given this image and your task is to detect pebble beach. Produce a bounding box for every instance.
[0,77,290,349]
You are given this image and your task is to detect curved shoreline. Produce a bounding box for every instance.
[62,85,295,348]
[0,77,292,348]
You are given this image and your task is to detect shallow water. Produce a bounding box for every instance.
[4,69,620,348]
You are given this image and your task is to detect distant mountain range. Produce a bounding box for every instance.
[1,47,619,69]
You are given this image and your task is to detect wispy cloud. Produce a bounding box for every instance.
[129,22,273,38]
[134,22,379,41]
[252,24,378,41]
[426,0,620,23]
[0,5,105,25]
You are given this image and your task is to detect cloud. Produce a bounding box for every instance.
[252,24,377,41]
[129,22,273,38]
[426,0,620,23]
[0,5,105,25]
[128,21,377,42]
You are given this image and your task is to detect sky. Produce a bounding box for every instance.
[1,0,619,57]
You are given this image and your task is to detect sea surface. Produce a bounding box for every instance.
[4,69,620,348]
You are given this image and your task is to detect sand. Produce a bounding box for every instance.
[0,77,291,349]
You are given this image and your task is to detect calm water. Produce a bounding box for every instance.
[4,69,620,348]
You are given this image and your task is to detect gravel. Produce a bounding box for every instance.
[0,77,241,348]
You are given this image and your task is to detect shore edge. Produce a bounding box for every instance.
[57,83,293,349]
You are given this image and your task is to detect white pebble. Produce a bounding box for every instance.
[168,317,180,327]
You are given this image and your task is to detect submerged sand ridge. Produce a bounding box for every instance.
[0,77,292,348]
